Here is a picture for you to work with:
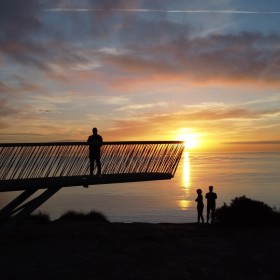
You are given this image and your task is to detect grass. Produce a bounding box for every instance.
[27,211,50,224]
[57,209,109,223]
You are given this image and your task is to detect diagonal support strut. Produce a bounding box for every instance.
[0,187,61,236]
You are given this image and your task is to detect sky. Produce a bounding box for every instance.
[1,0,280,152]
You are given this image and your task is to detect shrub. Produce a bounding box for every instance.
[58,210,109,223]
[28,211,50,224]
[215,196,280,227]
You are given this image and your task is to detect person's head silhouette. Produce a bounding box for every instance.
[197,189,202,194]
[92,127,98,135]
[209,186,213,192]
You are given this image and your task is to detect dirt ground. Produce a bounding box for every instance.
[0,221,279,280]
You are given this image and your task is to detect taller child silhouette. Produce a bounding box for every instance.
[205,186,217,223]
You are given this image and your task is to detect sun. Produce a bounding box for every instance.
[177,131,199,150]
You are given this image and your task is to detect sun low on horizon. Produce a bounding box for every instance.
[176,130,201,151]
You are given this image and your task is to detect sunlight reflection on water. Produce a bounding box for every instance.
[182,151,191,188]
[177,151,192,211]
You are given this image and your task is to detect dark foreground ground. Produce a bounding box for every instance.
[0,221,279,280]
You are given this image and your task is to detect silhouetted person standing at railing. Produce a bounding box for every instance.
[205,185,217,223]
[195,188,204,223]
[87,127,103,177]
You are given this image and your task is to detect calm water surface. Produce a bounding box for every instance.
[1,152,279,223]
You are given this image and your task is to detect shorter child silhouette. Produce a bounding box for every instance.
[195,189,204,223]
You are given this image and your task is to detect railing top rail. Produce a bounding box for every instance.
[0,141,184,147]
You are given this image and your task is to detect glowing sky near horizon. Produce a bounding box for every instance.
[1,0,280,151]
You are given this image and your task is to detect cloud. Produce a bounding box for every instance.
[0,98,22,130]
[106,102,280,140]
[224,141,280,145]
[101,32,280,86]
[102,102,280,141]
[0,99,20,117]
[46,8,280,14]
[44,0,280,15]
[2,0,279,87]
[0,1,47,65]
[0,1,90,74]
[0,1,43,37]
[46,0,140,12]
[117,102,167,111]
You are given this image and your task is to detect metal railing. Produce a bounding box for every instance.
[0,141,184,181]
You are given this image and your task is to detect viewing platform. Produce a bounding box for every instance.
[0,141,184,191]
[0,141,184,233]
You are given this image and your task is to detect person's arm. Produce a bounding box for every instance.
[98,135,103,147]
[87,136,93,144]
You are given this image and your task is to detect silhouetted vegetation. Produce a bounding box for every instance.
[58,210,109,223]
[215,196,280,227]
[27,211,50,224]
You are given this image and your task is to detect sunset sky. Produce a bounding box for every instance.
[1,0,280,152]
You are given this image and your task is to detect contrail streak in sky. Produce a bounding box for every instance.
[45,8,280,14]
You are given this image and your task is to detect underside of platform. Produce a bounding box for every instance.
[0,173,173,192]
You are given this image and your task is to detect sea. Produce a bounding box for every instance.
[1,152,279,223]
